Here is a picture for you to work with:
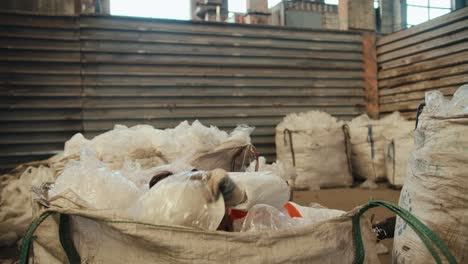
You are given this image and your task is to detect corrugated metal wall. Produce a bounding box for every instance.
[377,8,468,119]
[0,14,82,172]
[1,13,365,171]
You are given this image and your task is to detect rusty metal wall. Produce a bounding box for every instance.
[377,8,468,119]
[1,13,365,171]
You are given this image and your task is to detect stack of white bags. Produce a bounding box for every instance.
[275,110,414,190]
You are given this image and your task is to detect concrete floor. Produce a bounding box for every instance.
[292,183,401,264]
[0,183,400,263]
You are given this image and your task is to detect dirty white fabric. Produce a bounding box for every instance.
[275,111,353,189]
[383,121,414,187]
[31,191,380,264]
[348,112,408,183]
[0,166,55,247]
[393,86,468,264]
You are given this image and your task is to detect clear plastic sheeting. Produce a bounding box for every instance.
[240,202,345,232]
[425,84,468,116]
[129,171,225,231]
[246,156,297,185]
[240,204,311,232]
[62,121,254,171]
[50,148,140,210]
[229,171,290,211]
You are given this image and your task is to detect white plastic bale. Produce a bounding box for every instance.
[393,86,468,264]
[275,111,353,189]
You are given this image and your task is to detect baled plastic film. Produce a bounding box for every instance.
[128,171,225,231]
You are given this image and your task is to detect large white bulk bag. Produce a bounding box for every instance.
[25,191,381,264]
[348,112,408,182]
[275,111,353,189]
[383,120,414,187]
[393,86,468,264]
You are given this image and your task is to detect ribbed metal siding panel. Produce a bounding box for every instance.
[377,8,468,120]
[0,13,365,170]
[79,16,365,161]
[0,14,82,172]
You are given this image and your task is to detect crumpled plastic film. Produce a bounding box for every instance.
[246,156,297,185]
[128,171,225,231]
[425,84,468,116]
[50,148,140,210]
[240,204,311,232]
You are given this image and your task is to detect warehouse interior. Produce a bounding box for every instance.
[0,1,467,264]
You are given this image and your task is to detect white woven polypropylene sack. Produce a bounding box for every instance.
[393,87,468,264]
[348,112,408,182]
[275,111,353,189]
[383,120,414,187]
[30,191,380,264]
[0,166,55,247]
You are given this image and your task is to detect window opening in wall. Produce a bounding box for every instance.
[406,0,452,28]
[110,0,190,20]
[324,0,379,9]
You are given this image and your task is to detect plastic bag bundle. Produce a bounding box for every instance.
[129,171,225,231]
[394,85,468,264]
[275,111,353,189]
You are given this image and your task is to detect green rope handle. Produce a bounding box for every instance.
[59,214,81,264]
[353,200,457,264]
[19,211,55,264]
[21,201,458,264]
[19,212,81,264]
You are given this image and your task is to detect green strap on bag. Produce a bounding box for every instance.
[352,200,457,264]
[19,200,458,264]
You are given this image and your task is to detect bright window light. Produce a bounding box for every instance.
[110,0,190,20]
[324,0,339,5]
[229,0,247,13]
[407,5,429,25]
[406,0,452,27]
[429,8,451,18]
[268,0,282,8]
